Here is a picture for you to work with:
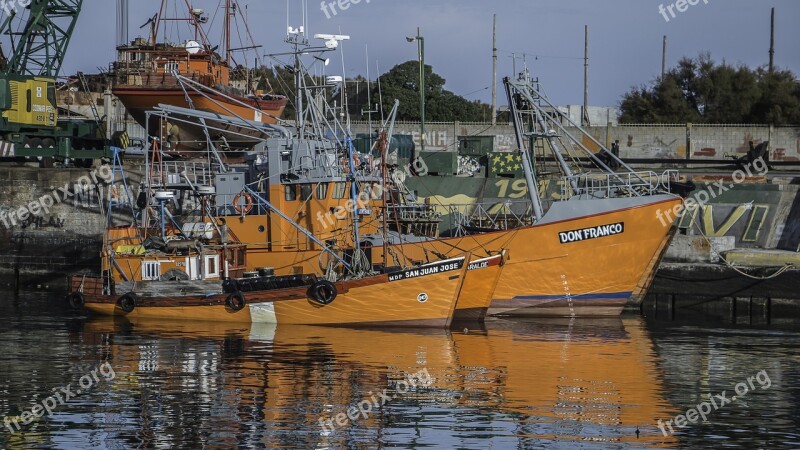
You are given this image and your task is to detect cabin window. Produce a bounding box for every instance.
[205,255,219,278]
[47,85,56,110]
[237,249,246,267]
[316,183,329,200]
[142,261,161,281]
[333,182,348,199]
[284,185,297,201]
[364,183,381,202]
[300,184,313,201]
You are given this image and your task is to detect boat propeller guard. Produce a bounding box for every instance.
[117,293,138,313]
[67,292,85,309]
[226,292,246,311]
[308,280,337,305]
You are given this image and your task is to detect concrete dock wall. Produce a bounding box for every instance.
[349,122,800,163]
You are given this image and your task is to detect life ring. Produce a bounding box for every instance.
[308,280,337,305]
[233,193,253,214]
[67,292,85,309]
[226,291,246,311]
[117,293,137,313]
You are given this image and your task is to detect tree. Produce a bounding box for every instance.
[620,54,800,124]
[375,61,491,122]
[256,60,492,122]
[750,69,800,125]
[257,65,300,120]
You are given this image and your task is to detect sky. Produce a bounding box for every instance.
[55,0,800,108]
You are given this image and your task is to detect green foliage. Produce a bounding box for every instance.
[620,54,800,124]
[257,65,301,120]
[374,61,491,122]
[254,60,492,122]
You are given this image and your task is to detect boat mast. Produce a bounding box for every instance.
[225,0,232,66]
[153,0,167,45]
[380,131,389,266]
[504,75,544,221]
[380,100,400,267]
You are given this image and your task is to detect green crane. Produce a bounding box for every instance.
[0,0,83,77]
[0,0,112,167]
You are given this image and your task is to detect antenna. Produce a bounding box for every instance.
[338,29,349,126]
[302,0,308,39]
[376,60,385,122]
[364,44,374,147]
[314,34,350,49]
[116,0,129,47]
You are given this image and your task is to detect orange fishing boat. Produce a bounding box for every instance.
[67,123,477,326]
[113,0,287,155]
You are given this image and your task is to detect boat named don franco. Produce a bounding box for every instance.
[217,72,683,317]
[558,222,625,244]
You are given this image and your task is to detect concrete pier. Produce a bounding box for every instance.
[641,262,799,324]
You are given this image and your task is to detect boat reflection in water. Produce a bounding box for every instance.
[70,317,677,448]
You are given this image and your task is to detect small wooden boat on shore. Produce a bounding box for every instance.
[113,1,287,156]
[68,256,468,327]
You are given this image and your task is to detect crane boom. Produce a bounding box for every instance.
[1,0,82,77]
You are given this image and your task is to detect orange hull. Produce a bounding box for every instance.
[114,86,287,153]
[82,257,468,327]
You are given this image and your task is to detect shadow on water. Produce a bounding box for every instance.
[0,291,798,448]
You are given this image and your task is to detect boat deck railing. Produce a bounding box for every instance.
[113,62,216,88]
[560,170,676,199]
[446,200,534,235]
[385,204,442,222]
[149,161,220,190]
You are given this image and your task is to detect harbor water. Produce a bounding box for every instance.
[1,291,798,449]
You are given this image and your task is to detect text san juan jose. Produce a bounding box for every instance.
[388,258,465,282]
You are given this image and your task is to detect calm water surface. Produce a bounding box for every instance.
[1,291,798,449]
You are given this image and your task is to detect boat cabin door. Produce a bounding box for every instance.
[186,256,201,280]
